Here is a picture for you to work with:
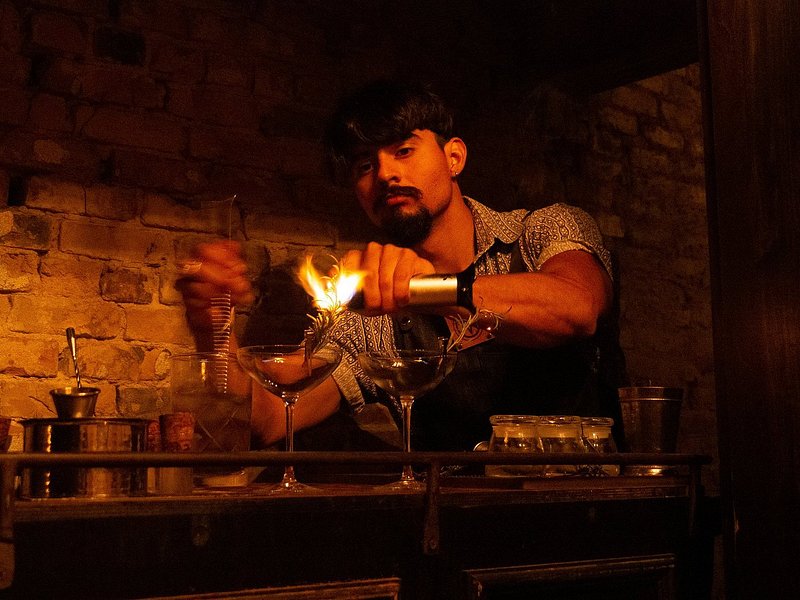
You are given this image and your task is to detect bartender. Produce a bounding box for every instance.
[178,79,625,452]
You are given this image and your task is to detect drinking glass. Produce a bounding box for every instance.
[537,415,587,477]
[174,195,239,388]
[358,348,457,491]
[485,415,543,477]
[581,416,620,476]
[236,344,341,494]
[169,352,252,487]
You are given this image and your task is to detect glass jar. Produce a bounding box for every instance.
[537,415,586,476]
[581,416,620,476]
[485,415,542,477]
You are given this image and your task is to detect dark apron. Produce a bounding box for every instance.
[389,238,626,451]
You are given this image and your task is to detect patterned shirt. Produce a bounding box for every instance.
[329,197,612,413]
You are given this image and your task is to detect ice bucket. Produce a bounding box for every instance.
[21,418,148,498]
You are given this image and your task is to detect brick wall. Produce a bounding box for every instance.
[0,1,714,490]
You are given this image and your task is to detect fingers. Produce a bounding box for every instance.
[176,240,255,308]
[357,242,434,314]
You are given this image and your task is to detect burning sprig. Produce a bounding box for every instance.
[298,255,363,358]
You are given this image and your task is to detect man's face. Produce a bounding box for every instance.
[349,129,454,247]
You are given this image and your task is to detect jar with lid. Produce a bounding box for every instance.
[537,415,586,476]
[485,415,542,477]
[580,416,620,476]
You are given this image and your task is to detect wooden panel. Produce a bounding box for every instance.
[146,578,401,600]
[464,554,676,600]
[701,0,800,597]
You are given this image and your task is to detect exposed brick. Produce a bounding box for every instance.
[85,183,140,220]
[28,93,70,131]
[81,106,185,153]
[141,192,242,234]
[0,378,64,420]
[206,53,251,88]
[0,132,106,179]
[60,219,171,264]
[645,126,685,151]
[0,170,8,206]
[150,39,205,83]
[0,86,30,125]
[66,340,141,381]
[8,294,124,338]
[599,106,638,136]
[245,211,335,246]
[611,86,659,118]
[0,337,59,377]
[0,210,53,250]
[26,176,85,213]
[112,149,209,194]
[269,136,326,178]
[137,347,171,381]
[34,56,82,94]
[78,64,165,109]
[188,124,280,170]
[30,11,87,56]
[0,250,39,292]
[100,265,152,303]
[0,1,24,52]
[0,49,30,84]
[39,253,104,297]
[189,10,230,44]
[93,26,146,66]
[168,84,260,128]
[123,304,193,345]
[116,385,168,419]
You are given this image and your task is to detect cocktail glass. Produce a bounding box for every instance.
[358,348,457,491]
[236,344,341,494]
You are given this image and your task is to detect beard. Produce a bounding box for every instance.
[377,185,433,247]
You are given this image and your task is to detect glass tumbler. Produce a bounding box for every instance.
[538,415,587,476]
[169,352,252,488]
[485,415,542,477]
[581,416,620,476]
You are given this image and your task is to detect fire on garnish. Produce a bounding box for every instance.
[298,255,363,355]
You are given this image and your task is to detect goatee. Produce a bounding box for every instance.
[382,207,433,247]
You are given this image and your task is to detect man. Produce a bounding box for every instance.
[179,80,624,452]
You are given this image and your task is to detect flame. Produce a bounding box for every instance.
[298,255,362,312]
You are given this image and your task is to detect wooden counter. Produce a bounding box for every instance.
[0,452,715,599]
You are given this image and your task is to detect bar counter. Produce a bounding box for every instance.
[0,452,715,599]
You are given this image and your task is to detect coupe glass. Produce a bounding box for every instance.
[358,348,457,491]
[236,344,341,494]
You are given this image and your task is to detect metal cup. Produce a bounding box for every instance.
[618,386,684,475]
[50,387,100,419]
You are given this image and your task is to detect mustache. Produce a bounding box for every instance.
[380,185,422,203]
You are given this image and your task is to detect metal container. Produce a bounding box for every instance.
[618,386,684,475]
[50,386,100,419]
[21,418,148,498]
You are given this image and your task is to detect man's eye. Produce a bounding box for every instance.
[396,147,412,158]
[353,161,373,176]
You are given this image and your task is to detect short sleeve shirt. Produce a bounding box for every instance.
[329,197,612,413]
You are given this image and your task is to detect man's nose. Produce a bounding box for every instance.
[376,155,400,182]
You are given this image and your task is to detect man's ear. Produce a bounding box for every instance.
[445,137,467,177]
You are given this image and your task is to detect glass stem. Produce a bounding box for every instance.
[400,395,415,482]
[283,399,296,483]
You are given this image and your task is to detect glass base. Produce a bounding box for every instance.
[624,465,676,476]
[375,478,426,493]
[266,479,321,495]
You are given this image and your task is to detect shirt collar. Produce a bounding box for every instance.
[464,196,530,259]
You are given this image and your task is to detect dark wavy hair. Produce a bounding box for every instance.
[323,80,454,183]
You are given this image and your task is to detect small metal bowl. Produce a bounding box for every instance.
[50,387,100,419]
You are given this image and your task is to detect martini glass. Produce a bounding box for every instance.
[358,348,457,491]
[236,344,341,494]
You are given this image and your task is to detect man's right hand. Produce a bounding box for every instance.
[175,240,255,331]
